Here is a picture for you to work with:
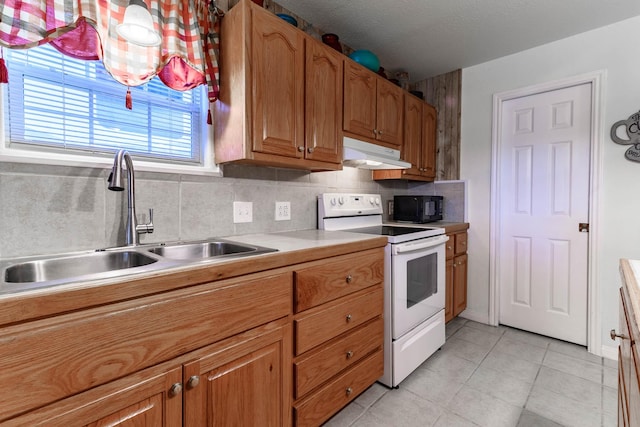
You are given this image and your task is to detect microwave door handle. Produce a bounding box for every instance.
[393,235,449,254]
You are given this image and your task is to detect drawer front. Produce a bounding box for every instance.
[294,317,383,398]
[454,232,467,255]
[294,349,383,427]
[294,248,384,312]
[445,234,455,259]
[294,285,382,355]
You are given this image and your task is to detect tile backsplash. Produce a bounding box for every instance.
[0,162,465,258]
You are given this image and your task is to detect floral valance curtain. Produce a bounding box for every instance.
[0,0,221,104]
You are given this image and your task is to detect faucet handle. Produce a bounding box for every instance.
[136,208,154,235]
[146,208,154,234]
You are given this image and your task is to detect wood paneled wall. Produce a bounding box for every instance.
[412,69,461,181]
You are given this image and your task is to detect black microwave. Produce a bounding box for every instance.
[393,195,443,223]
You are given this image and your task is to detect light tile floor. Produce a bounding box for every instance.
[324,318,617,427]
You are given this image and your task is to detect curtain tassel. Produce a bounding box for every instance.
[125,88,132,110]
[0,48,8,84]
[207,108,212,125]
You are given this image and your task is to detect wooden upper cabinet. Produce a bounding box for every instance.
[402,94,423,176]
[305,40,343,164]
[214,0,341,171]
[376,78,403,146]
[372,93,437,182]
[422,102,437,180]
[251,8,304,158]
[343,61,377,139]
[343,61,403,147]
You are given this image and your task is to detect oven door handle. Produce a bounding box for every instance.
[392,234,449,254]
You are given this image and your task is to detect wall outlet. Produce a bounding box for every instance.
[275,201,291,221]
[233,201,253,223]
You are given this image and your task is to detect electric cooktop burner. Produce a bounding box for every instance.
[347,225,437,237]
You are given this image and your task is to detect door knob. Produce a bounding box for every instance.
[610,329,628,341]
[187,375,200,389]
[169,382,183,397]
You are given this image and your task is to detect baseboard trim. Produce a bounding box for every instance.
[601,344,618,361]
[458,309,489,325]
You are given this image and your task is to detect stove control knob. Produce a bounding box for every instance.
[375,197,381,206]
[330,197,337,206]
[338,196,345,205]
[369,197,375,205]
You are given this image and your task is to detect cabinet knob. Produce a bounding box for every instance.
[346,387,353,396]
[453,264,456,268]
[378,130,383,135]
[346,350,354,359]
[447,245,452,250]
[346,314,352,322]
[169,382,183,397]
[372,129,377,136]
[346,274,353,284]
[187,375,200,389]
[611,329,628,341]
[307,147,314,153]
[298,146,304,152]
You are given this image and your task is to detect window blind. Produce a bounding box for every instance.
[4,44,203,163]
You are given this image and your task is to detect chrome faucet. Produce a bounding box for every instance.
[107,150,154,246]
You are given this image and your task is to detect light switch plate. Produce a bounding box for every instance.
[233,201,253,223]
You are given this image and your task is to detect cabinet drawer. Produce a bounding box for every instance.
[455,232,467,255]
[445,235,455,259]
[294,317,382,398]
[294,248,383,312]
[294,349,383,427]
[294,285,382,355]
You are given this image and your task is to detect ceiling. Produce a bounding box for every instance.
[276,0,640,82]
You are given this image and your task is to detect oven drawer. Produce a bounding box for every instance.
[294,317,383,398]
[293,348,383,427]
[294,248,384,312]
[294,285,383,355]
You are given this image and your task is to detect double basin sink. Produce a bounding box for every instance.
[0,239,277,295]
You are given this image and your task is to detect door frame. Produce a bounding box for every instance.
[489,70,605,355]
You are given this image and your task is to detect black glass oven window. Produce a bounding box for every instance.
[406,252,438,308]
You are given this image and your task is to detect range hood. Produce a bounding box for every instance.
[342,137,411,170]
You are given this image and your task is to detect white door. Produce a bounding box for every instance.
[498,83,591,345]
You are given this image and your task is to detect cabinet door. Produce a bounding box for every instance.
[183,320,291,427]
[305,40,343,164]
[376,78,403,146]
[4,363,182,426]
[402,95,423,177]
[445,258,454,323]
[252,8,304,158]
[453,253,468,317]
[422,103,437,180]
[343,61,377,139]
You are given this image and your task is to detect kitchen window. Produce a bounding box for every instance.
[1,44,215,172]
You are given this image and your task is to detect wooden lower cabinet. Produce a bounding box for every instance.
[4,319,290,427]
[184,319,291,427]
[1,242,388,427]
[617,262,640,427]
[4,362,183,426]
[445,230,468,323]
[292,249,385,426]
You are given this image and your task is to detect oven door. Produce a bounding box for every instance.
[390,234,448,339]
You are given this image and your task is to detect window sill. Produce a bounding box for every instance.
[0,148,222,177]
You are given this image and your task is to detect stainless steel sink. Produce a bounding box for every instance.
[147,240,277,261]
[4,251,158,284]
[0,238,277,295]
